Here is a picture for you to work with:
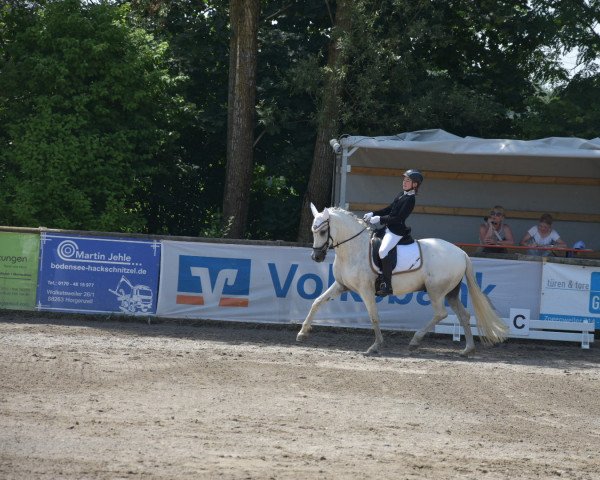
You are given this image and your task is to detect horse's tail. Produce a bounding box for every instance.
[464,255,508,345]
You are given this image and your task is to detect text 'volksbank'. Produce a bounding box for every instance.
[268,263,496,306]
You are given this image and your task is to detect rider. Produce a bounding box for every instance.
[363,169,423,296]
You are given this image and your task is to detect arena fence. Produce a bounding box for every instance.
[0,226,598,348]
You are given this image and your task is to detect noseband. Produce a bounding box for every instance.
[312,220,366,256]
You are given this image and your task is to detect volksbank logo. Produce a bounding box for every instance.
[176,256,251,307]
[268,263,496,306]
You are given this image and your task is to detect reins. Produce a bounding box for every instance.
[332,225,367,248]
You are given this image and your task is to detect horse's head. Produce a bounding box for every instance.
[309,203,367,262]
[310,203,331,262]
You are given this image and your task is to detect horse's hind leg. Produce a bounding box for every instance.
[297,281,346,342]
[446,284,475,357]
[408,291,448,351]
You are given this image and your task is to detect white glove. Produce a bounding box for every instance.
[369,215,380,224]
[363,212,373,222]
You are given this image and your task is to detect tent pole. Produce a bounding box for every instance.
[339,147,349,208]
[338,147,357,209]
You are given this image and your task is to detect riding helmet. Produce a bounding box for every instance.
[404,169,424,184]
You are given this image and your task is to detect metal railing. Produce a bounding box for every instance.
[454,242,594,257]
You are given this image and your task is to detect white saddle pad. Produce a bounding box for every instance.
[371,241,423,274]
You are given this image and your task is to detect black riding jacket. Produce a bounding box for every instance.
[374,191,415,236]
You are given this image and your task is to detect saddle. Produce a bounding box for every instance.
[370,229,415,271]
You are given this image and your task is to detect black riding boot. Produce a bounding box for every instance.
[376,254,394,296]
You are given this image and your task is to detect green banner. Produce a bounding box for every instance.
[0,232,40,310]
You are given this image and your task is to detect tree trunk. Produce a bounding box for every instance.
[223,0,260,238]
[297,0,350,243]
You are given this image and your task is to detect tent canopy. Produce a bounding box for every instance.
[333,129,600,250]
[340,129,600,157]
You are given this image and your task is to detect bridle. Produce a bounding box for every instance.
[312,220,367,256]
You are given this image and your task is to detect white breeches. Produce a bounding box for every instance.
[378,228,402,259]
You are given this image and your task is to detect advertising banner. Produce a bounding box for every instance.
[156,241,542,331]
[0,232,40,310]
[37,234,161,314]
[540,262,600,328]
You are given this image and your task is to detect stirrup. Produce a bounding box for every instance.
[376,279,392,297]
[375,274,384,291]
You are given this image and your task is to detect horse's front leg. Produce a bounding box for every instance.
[297,281,347,342]
[362,292,384,355]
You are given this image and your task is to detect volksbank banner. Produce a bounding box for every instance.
[0,232,40,310]
[37,234,161,314]
[540,262,600,328]
[156,241,542,331]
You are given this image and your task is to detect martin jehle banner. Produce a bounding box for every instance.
[37,234,161,314]
[156,241,542,331]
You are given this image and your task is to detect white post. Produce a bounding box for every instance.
[582,320,590,349]
[451,315,461,341]
[337,146,358,209]
[338,147,349,208]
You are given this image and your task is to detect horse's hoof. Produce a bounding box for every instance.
[363,345,380,357]
[363,349,380,357]
[296,332,308,342]
[459,347,475,357]
[408,343,419,351]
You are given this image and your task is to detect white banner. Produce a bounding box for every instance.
[156,241,542,331]
[540,262,600,328]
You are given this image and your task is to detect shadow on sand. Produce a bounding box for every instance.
[1,309,598,370]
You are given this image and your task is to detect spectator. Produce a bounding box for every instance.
[479,205,515,253]
[520,213,567,256]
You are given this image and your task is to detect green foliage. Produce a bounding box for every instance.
[243,0,332,240]
[331,0,570,137]
[128,0,230,237]
[518,72,600,139]
[198,209,233,238]
[1,0,598,240]
[246,164,300,240]
[0,0,186,231]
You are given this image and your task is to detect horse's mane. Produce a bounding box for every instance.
[328,207,366,225]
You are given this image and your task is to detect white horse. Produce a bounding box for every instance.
[296,204,508,356]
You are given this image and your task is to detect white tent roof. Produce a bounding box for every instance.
[340,129,600,158]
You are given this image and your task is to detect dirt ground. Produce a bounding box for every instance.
[1,311,599,480]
